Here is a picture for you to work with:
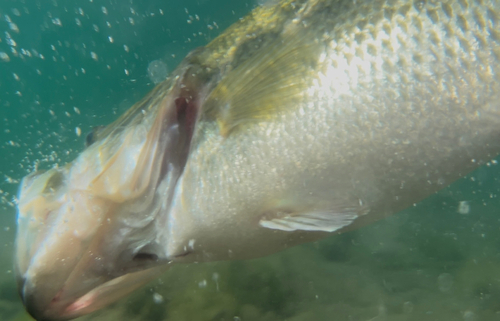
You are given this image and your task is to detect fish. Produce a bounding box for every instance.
[14,0,500,320]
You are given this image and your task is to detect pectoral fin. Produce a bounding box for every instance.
[259,205,369,232]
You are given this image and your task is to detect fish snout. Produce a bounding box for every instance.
[22,291,55,321]
[20,279,68,321]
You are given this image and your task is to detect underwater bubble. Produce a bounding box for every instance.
[9,22,19,33]
[437,273,453,292]
[403,301,414,314]
[198,279,207,288]
[5,34,16,47]
[52,18,62,26]
[457,201,470,214]
[147,60,168,85]
[0,52,10,62]
[463,310,476,321]
[153,292,164,304]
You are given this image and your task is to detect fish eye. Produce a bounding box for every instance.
[85,125,104,147]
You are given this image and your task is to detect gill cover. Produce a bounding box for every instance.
[14,67,204,320]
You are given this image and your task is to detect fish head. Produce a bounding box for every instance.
[13,79,193,320]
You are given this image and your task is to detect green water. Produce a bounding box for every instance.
[1,0,500,320]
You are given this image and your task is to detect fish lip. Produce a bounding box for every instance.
[20,265,167,321]
[20,277,111,321]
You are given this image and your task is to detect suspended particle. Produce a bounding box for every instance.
[101,6,108,14]
[6,35,17,47]
[90,52,98,61]
[457,201,470,214]
[437,273,453,292]
[463,311,476,321]
[75,127,81,137]
[52,18,62,26]
[0,52,10,62]
[9,22,19,33]
[73,107,80,114]
[198,279,207,288]
[123,45,129,52]
[152,293,163,304]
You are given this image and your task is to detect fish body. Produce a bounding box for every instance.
[14,0,500,320]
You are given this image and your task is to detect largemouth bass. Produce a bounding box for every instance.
[15,0,500,319]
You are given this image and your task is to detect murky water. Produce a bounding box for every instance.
[2,1,500,321]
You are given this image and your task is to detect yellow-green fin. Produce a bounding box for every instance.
[203,28,321,136]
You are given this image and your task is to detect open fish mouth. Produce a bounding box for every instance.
[14,72,205,320]
[19,264,167,320]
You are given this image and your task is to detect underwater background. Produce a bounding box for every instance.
[1,0,500,320]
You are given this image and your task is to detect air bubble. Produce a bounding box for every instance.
[147,60,168,84]
[52,18,62,26]
[457,201,470,214]
[463,311,476,321]
[9,22,19,33]
[0,52,10,62]
[437,273,453,292]
[152,293,164,304]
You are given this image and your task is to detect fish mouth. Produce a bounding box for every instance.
[19,265,167,321]
[14,71,206,320]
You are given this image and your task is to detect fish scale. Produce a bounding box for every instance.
[168,0,500,261]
